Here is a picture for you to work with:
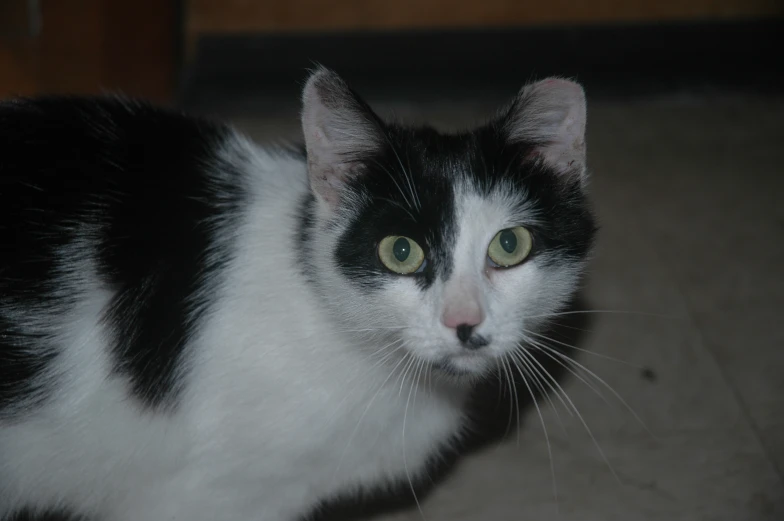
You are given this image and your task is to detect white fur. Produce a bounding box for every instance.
[0,139,467,521]
[0,134,585,521]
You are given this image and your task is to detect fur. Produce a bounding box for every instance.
[0,68,595,521]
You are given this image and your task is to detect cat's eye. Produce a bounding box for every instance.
[378,236,426,275]
[487,227,532,268]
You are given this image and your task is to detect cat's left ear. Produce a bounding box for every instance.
[503,78,588,182]
[301,66,382,209]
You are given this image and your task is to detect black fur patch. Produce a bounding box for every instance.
[468,123,597,264]
[0,318,55,418]
[0,96,246,412]
[2,508,88,521]
[333,124,461,291]
[331,115,595,292]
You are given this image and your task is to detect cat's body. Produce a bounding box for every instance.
[0,69,595,521]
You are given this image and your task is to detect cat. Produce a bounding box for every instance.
[0,67,596,521]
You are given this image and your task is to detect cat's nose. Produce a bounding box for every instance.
[442,308,485,346]
[442,308,483,331]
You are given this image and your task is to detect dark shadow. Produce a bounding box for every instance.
[305,292,594,521]
[1,509,86,521]
[181,19,784,114]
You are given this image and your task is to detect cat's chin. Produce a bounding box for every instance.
[431,353,494,382]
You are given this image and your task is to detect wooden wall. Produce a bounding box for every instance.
[0,0,176,102]
[184,0,782,58]
[187,0,782,35]
[1,0,781,102]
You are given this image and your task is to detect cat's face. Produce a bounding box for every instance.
[301,68,595,380]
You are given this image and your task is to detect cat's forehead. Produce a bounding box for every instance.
[338,142,539,287]
[391,124,497,166]
[352,123,534,233]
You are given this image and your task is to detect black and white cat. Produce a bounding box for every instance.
[0,67,596,521]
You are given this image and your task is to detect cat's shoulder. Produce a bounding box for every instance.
[0,95,232,154]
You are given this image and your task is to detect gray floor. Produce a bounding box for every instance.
[224,91,784,520]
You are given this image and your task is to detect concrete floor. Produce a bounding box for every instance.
[216,91,784,520]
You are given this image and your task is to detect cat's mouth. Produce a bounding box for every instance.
[432,351,494,378]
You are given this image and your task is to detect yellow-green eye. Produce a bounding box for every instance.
[487,227,532,267]
[378,236,425,274]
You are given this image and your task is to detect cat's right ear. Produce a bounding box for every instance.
[502,77,588,184]
[301,67,382,209]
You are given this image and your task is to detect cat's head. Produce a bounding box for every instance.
[299,67,596,381]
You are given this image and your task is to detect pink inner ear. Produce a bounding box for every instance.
[301,68,381,209]
[525,149,542,161]
[507,77,587,178]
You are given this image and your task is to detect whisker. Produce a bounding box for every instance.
[525,338,608,403]
[494,357,504,409]
[505,355,522,446]
[515,345,574,418]
[368,158,416,211]
[526,329,642,368]
[528,336,654,438]
[508,350,559,513]
[499,356,516,438]
[397,353,418,397]
[363,339,407,372]
[548,322,595,334]
[336,326,409,334]
[416,359,436,485]
[404,148,422,210]
[332,339,406,412]
[332,349,411,476]
[523,309,680,320]
[512,349,567,434]
[382,132,420,211]
[402,357,426,520]
[517,348,621,485]
[375,197,418,222]
[425,358,433,395]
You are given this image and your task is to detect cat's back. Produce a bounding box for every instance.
[0,96,251,417]
[0,96,320,520]
[0,96,241,259]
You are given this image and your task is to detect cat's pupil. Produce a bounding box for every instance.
[500,230,517,253]
[393,237,410,262]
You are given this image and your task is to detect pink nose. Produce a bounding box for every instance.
[442,308,484,330]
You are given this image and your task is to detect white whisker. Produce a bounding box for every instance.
[499,356,516,438]
[368,157,416,211]
[509,350,558,513]
[513,347,567,433]
[523,309,679,320]
[336,326,409,333]
[515,344,574,418]
[494,357,504,409]
[331,339,406,414]
[525,338,607,402]
[526,334,654,438]
[526,328,641,368]
[402,357,426,520]
[504,355,522,446]
[332,348,411,477]
[383,133,420,211]
[516,346,620,484]
[376,197,418,222]
[398,353,418,397]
